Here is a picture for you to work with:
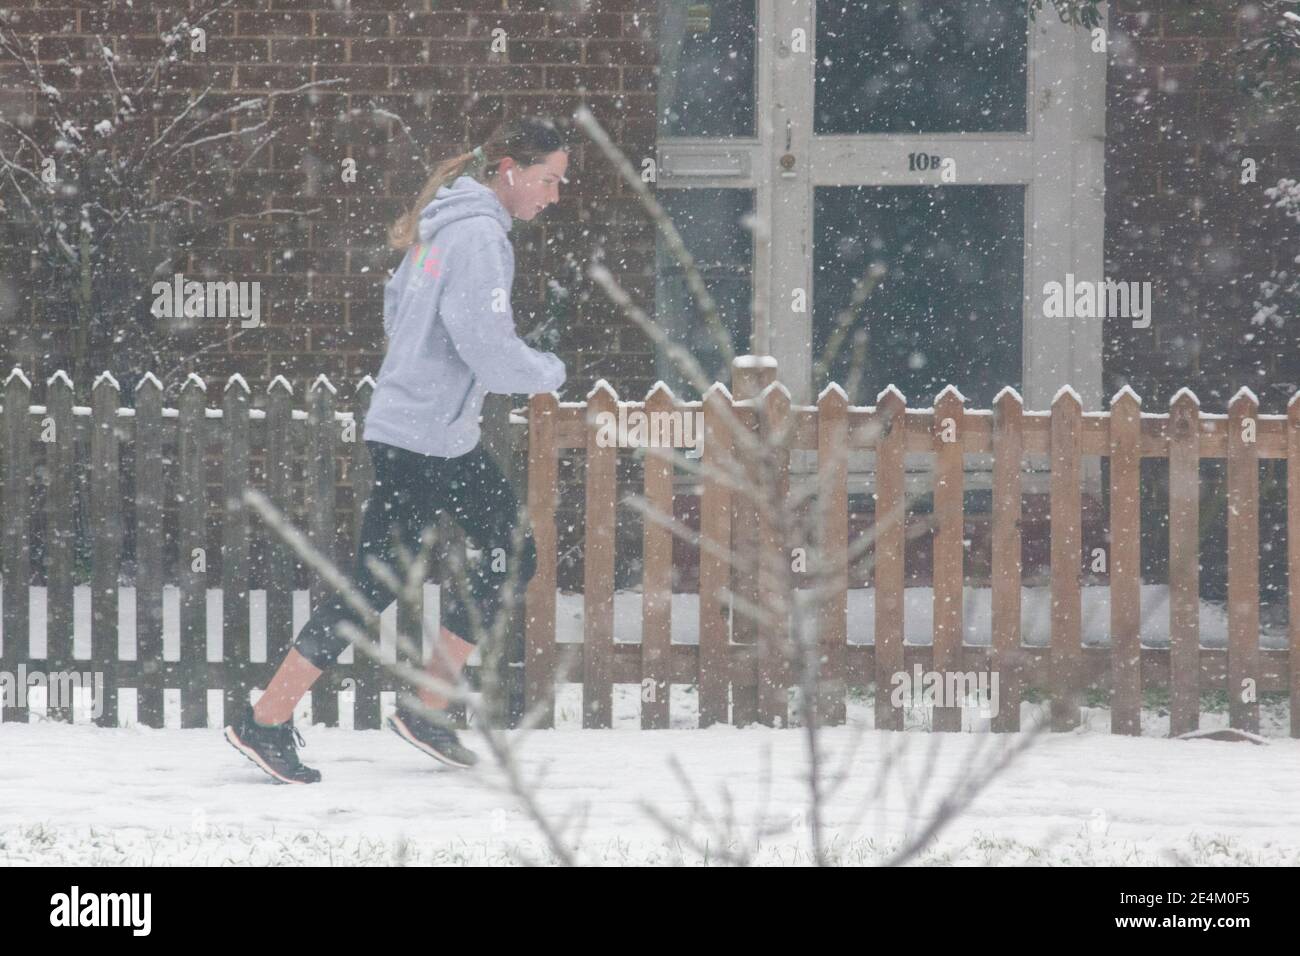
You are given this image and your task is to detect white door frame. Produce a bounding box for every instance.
[657,1,1108,415]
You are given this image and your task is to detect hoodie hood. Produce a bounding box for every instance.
[362,172,565,459]
[417,175,513,244]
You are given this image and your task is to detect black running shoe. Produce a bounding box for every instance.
[224,706,322,784]
[388,702,479,769]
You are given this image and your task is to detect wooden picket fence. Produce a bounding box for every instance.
[522,356,1299,737]
[0,366,407,730]
[2,358,1297,737]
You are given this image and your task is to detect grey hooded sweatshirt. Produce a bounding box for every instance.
[362,175,566,458]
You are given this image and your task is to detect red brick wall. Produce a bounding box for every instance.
[3,1,1295,413]
[1106,0,1300,414]
[0,0,659,406]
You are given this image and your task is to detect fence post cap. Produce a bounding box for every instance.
[816,381,848,404]
[46,369,74,389]
[1050,384,1082,407]
[934,384,967,405]
[267,374,293,395]
[135,371,164,392]
[702,381,733,403]
[222,373,250,395]
[92,370,121,392]
[1169,387,1200,408]
[1228,386,1259,407]
[644,380,677,402]
[992,385,1023,406]
[585,378,618,402]
[309,373,337,395]
[875,384,907,406]
[180,372,207,393]
[4,366,31,389]
[1109,384,1142,407]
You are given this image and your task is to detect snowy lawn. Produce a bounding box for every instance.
[4,582,1298,864]
[2,693,1298,866]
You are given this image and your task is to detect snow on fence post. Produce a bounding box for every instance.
[874,386,907,732]
[815,383,849,726]
[90,372,122,728]
[263,377,295,726]
[582,380,618,729]
[729,356,777,726]
[2,368,32,723]
[991,387,1024,733]
[1290,393,1300,739]
[1108,386,1143,736]
[1168,388,1201,737]
[1227,388,1261,734]
[349,376,382,731]
[698,383,734,728]
[45,371,76,722]
[220,375,252,724]
[177,375,208,729]
[136,372,166,729]
[307,376,340,728]
[932,385,966,732]
[1049,386,1083,732]
[640,382,675,730]
[525,390,559,729]
[756,379,791,727]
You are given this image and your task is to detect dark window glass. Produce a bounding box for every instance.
[657,0,756,138]
[815,0,1029,134]
[655,189,754,399]
[813,185,1025,407]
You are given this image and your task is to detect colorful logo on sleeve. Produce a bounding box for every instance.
[414,242,442,277]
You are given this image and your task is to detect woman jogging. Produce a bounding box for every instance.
[224,116,569,784]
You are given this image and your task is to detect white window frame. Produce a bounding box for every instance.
[656,0,1108,417]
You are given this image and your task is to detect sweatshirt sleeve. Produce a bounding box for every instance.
[438,236,566,395]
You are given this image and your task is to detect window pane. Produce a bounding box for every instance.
[657,0,756,138]
[815,0,1029,134]
[655,189,754,399]
[813,185,1025,407]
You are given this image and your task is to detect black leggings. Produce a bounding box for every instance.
[292,440,537,670]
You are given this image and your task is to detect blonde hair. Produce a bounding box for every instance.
[388,116,567,251]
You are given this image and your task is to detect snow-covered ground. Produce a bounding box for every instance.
[3,689,1298,866]
[4,583,1298,865]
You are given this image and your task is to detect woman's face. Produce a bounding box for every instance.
[495,149,569,221]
